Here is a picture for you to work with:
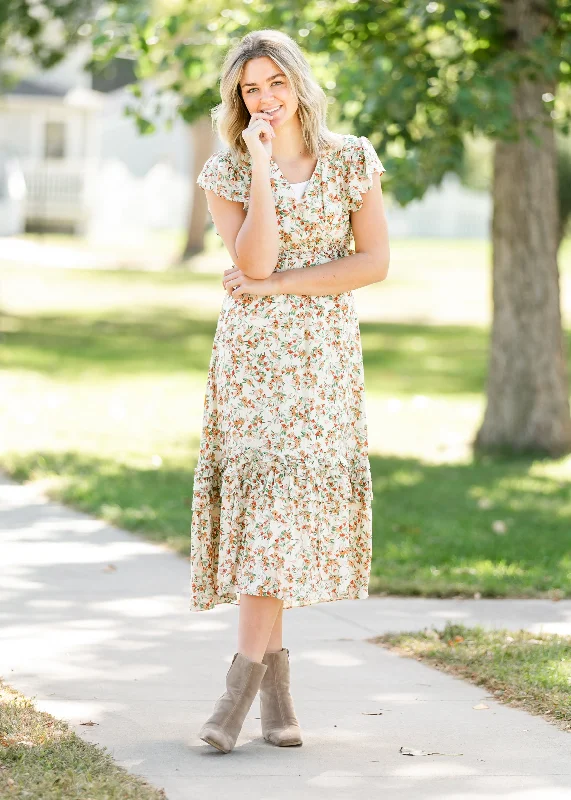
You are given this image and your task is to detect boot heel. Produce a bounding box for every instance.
[199,652,268,753]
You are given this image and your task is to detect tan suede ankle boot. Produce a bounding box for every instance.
[260,647,303,746]
[199,652,268,753]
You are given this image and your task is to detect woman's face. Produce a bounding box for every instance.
[239,56,298,130]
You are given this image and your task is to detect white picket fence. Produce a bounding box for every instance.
[384,173,491,239]
[88,160,190,240]
[20,158,94,232]
[0,155,27,236]
[14,158,190,237]
[6,158,490,240]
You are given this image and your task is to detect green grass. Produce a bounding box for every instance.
[0,679,166,799]
[371,623,571,732]
[1,237,571,597]
[367,454,571,598]
[361,321,489,394]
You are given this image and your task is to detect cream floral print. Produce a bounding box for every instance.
[190,133,386,611]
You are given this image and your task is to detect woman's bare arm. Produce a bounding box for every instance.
[223,171,390,297]
[235,160,280,278]
[204,159,280,281]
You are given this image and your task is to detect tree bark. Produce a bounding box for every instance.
[474,0,571,456]
[178,116,217,264]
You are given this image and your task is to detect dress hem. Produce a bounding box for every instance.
[189,585,370,612]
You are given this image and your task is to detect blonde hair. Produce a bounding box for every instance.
[210,29,343,162]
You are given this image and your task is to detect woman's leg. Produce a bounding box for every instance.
[237,594,284,662]
[265,604,283,653]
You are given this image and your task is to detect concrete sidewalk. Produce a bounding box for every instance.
[1,474,570,800]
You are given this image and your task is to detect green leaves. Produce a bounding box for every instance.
[1,0,99,84]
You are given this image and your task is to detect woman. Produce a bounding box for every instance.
[191,28,389,754]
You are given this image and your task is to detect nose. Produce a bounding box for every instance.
[259,88,276,104]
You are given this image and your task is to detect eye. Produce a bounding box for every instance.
[246,80,284,94]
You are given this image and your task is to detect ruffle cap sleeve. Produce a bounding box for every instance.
[346,135,386,212]
[196,149,247,204]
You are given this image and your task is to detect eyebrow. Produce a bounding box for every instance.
[240,72,286,88]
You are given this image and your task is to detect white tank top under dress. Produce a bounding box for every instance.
[290,179,310,201]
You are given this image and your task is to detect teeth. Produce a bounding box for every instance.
[265,106,281,114]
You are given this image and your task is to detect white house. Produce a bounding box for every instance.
[0,45,192,237]
[0,77,104,233]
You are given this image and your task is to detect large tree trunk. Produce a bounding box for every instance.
[474,0,571,457]
[178,116,217,264]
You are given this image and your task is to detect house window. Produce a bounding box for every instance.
[44,121,66,159]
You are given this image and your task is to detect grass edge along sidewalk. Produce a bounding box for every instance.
[370,622,571,734]
[0,679,166,800]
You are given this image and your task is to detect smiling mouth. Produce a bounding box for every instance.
[263,106,282,116]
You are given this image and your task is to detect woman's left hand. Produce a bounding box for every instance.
[222,266,278,297]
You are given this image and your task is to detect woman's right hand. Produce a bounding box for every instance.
[241,112,276,164]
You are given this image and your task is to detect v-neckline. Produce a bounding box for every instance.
[270,153,323,209]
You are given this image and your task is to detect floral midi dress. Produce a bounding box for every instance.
[190,133,385,611]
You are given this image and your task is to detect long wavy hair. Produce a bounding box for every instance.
[210,29,344,163]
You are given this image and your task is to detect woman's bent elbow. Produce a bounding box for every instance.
[370,250,390,282]
[378,259,390,281]
[238,260,277,280]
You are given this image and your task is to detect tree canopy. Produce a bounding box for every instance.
[1,0,98,88]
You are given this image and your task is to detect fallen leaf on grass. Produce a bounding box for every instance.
[79,721,99,726]
[491,520,507,534]
[0,736,33,748]
[400,746,463,756]
[473,703,489,710]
